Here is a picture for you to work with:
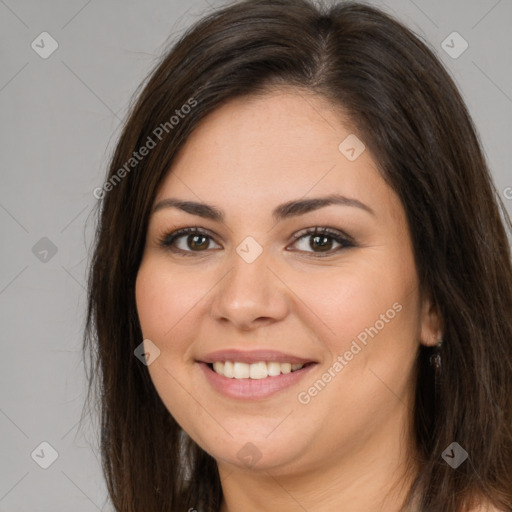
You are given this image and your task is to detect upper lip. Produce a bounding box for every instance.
[197,349,317,365]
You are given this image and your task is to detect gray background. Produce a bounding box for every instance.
[1,0,511,510]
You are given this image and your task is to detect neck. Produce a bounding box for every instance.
[218,407,419,512]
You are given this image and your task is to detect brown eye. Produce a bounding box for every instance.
[288,227,354,256]
[187,234,210,251]
[310,234,333,252]
[159,227,221,254]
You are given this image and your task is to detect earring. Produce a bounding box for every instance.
[429,339,443,401]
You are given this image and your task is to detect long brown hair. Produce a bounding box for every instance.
[83,1,512,510]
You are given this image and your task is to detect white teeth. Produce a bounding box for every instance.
[280,363,291,374]
[249,361,268,379]
[223,360,234,378]
[267,361,281,376]
[233,362,250,379]
[210,361,306,379]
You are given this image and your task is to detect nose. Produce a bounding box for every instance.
[210,247,289,331]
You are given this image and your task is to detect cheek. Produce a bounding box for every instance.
[135,258,209,344]
[135,259,209,433]
[290,251,421,425]
[296,260,418,355]
[291,263,420,430]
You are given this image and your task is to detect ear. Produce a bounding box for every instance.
[419,292,443,347]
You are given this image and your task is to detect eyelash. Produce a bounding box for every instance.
[157,226,354,258]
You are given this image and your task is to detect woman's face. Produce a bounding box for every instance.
[136,89,440,476]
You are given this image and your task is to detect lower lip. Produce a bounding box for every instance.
[197,362,317,400]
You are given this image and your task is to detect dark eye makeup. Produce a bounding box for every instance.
[157,225,355,258]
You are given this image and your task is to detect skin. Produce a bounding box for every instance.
[135,88,443,512]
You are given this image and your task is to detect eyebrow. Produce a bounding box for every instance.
[151,194,375,221]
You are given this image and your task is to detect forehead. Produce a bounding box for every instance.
[154,89,399,224]
[171,89,352,179]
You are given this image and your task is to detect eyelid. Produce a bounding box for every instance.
[158,225,354,256]
[289,226,354,244]
[158,226,222,253]
[286,226,354,256]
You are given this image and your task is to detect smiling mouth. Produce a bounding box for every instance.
[207,361,315,379]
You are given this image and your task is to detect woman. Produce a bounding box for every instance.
[84,1,512,510]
